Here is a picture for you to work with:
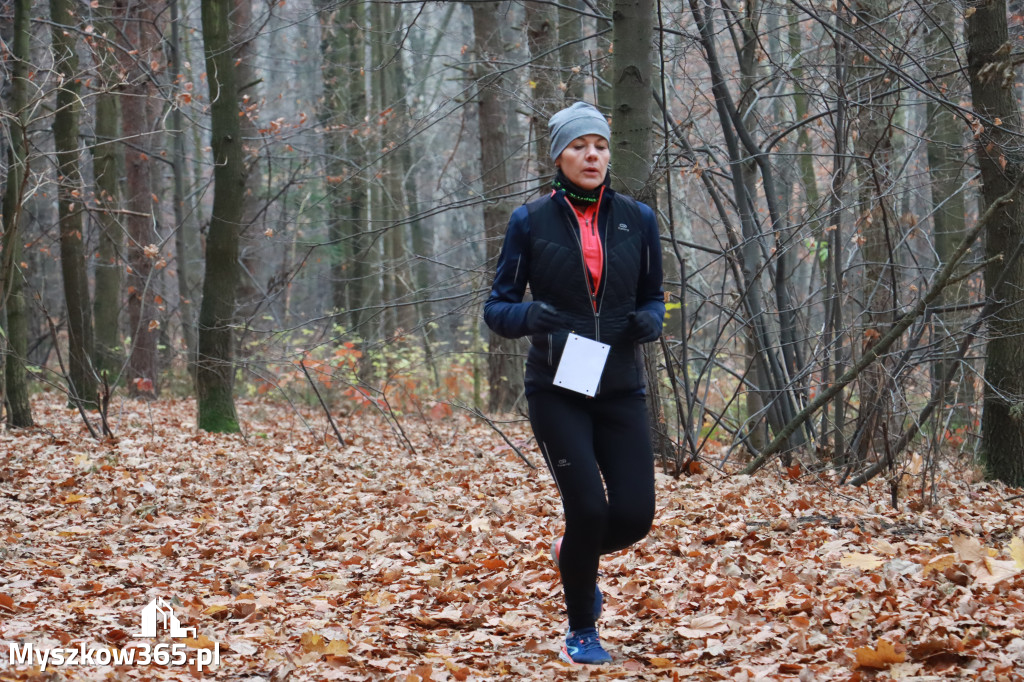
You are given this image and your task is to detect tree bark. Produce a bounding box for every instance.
[233,0,264,326]
[317,0,350,319]
[169,0,201,380]
[197,0,246,432]
[526,0,560,177]
[89,2,123,381]
[736,0,767,452]
[50,0,98,408]
[966,0,1024,486]
[117,0,161,398]
[924,0,970,422]
[611,0,655,202]
[473,1,523,413]
[1,0,34,426]
[380,1,415,337]
[849,0,898,464]
[612,0,670,455]
[559,0,586,101]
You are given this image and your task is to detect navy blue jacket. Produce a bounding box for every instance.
[484,187,665,396]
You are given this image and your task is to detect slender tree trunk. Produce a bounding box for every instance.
[368,0,390,339]
[169,0,200,379]
[348,2,370,336]
[118,0,161,397]
[611,0,655,203]
[382,1,414,337]
[50,0,98,408]
[473,1,523,413]
[560,0,586,101]
[595,0,613,111]
[924,0,970,422]
[1,0,34,426]
[233,0,263,326]
[317,0,353,322]
[737,0,767,452]
[966,0,1024,485]
[197,0,246,432]
[850,0,898,464]
[526,1,559,177]
[89,4,122,381]
[612,0,669,455]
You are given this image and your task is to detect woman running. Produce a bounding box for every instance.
[484,101,665,665]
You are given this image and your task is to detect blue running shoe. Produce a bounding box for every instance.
[550,537,603,620]
[560,627,612,665]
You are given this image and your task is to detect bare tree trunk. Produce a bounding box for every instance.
[595,0,613,111]
[737,0,767,453]
[169,0,200,380]
[966,0,1024,486]
[473,0,523,413]
[197,0,246,432]
[612,0,670,455]
[1,0,34,426]
[118,0,161,398]
[90,2,122,381]
[559,0,586,101]
[611,0,655,203]
[849,0,898,464]
[924,0,970,423]
[526,1,559,177]
[382,1,415,337]
[233,0,264,326]
[50,0,98,408]
[317,0,354,322]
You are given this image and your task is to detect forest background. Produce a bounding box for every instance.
[1,0,1024,679]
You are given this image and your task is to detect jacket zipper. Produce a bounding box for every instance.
[561,191,607,343]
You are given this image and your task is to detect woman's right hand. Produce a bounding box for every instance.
[525,302,564,333]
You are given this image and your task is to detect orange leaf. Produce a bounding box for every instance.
[181,634,217,649]
[300,631,325,653]
[854,639,905,668]
[922,553,957,576]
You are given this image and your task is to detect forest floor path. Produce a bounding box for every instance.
[1,395,1022,680]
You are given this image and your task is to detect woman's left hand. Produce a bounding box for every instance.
[627,311,662,343]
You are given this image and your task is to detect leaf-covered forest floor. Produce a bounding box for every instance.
[1,395,1023,681]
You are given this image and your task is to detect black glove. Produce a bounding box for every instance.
[627,310,662,343]
[525,302,563,333]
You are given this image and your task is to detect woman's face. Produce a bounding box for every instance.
[555,134,610,190]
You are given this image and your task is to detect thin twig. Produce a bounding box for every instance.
[45,315,99,441]
[298,361,346,447]
[452,401,536,470]
[98,372,114,438]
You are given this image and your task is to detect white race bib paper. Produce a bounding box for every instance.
[553,333,611,397]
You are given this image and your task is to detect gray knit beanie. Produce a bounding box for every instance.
[547,102,611,161]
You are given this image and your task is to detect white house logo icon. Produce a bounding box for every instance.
[138,598,196,638]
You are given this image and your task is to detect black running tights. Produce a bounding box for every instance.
[528,390,655,631]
